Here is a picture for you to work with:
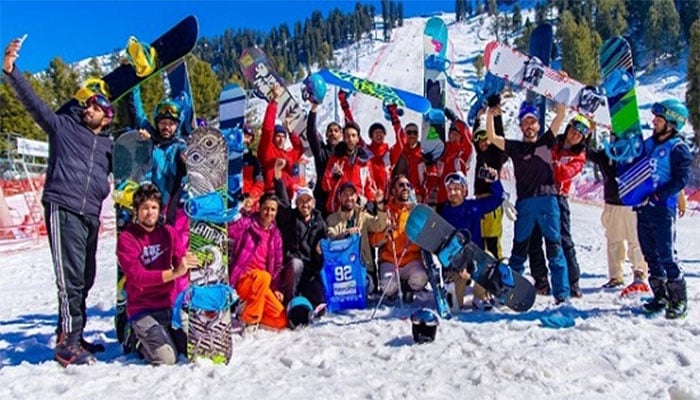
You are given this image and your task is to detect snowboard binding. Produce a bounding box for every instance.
[113,179,140,209]
[125,36,158,78]
[522,57,545,87]
[184,191,240,224]
[301,73,327,104]
[578,86,606,114]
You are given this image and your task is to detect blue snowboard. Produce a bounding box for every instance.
[406,204,536,312]
[527,23,554,136]
[218,83,246,203]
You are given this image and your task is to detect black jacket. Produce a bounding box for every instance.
[5,67,112,219]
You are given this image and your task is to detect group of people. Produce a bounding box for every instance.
[3,33,692,368]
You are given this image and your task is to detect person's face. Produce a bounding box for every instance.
[371,128,385,145]
[405,126,419,147]
[446,183,466,206]
[296,195,315,218]
[243,133,254,146]
[82,103,108,130]
[344,127,360,150]
[448,129,460,143]
[136,199,160,231]
[259,200,278,227]
[274,132,286,149]
[520,116,540,142]
[339,188,358,211]
[326,124,342,146]
[477,139,490,152]
[652,114,669,136]
[157,118,178,139]
[392,178,412,202]
[565,125,585,147]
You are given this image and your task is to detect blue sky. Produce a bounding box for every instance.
[0,0,453,73]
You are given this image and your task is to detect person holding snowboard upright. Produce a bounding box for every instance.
[637,99,692,319]
[486,101,570,304]
[4,37,113,366]
[117,183,198,365]
[307,96,343,217]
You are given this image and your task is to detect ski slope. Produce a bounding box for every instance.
[1,11,699,400]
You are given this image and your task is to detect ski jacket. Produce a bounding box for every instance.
[4,67,112,219]
[306,109,338,215]
[117,223,185,319]
[326,204,390,270]
[433,118,473,204]
[259,100,305,193]
[440,181,504,248]
[643,134,692,208]
[551,135,586,197]
[505,129,558,200]
[228,213,284,289]
[274,178,327,273]
[368,141,390,194]
[387,112,425,200]
[370,201,422,267]
[322,142,376,213]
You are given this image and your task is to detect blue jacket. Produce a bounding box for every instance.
[644,134,692,209]
[4,68,112,219]
[440,181,504,248]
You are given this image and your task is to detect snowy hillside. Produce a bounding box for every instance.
[2,11,699,400]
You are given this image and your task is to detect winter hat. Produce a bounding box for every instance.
[369,122,386,138]
[518,101,539,123]
[274,124,287,136]
[295,187,314,201]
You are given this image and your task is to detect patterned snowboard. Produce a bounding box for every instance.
[219,83,246,202]
[406,204,536,312]
[112,131,153,352]
[184,127,233,364]
[422,16,448,175]
[484,40,611,129]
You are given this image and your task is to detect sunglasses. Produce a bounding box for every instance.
[571,120,590,136]
[396,181,413,189]
[405,129,419,136]
[155,102,180,120]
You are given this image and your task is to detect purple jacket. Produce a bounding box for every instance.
[228,213,284,289]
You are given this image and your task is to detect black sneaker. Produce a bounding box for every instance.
[665,301,687,320]
[80,338,105,354]
[535,277,551,296]
[54,333,96,367]
[602,278,624,289]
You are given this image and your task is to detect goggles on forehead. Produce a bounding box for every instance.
[570,120,590,136]
[651,102,685,124]
[86,94,114,119]
[155,102,181,120]
[444,172,468,187]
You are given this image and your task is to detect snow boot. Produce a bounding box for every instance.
[620,271,650,297]
[642,276,668,314]
[665,279,688,320]
[54,331,96,367]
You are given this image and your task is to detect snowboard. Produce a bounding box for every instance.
[167,60,196,139]
[183,127,233,364]
[484,40,611,129]
[527,23,554,136]
[422,17,448,167]
[112,131,153,352]
[60,15,198,113]
[421,250,453,319]
[599,37,652,206]
[319,234,367,313]
[219,83,246,203]
[467,72,506,126]
[406,204,536,312]
[317,69,431,114]
[239,47,315,187]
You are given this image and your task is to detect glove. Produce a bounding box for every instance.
[486,93,501,107]
[443,107,457,122]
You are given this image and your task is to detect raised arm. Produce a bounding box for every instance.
[486,106,505,151]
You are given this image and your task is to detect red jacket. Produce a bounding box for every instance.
[322,142,376,213]
[552,137,586,196]
[387,111,425,200]
[368,141,390,194]
[433,119,473,204]
[259,101,304,194]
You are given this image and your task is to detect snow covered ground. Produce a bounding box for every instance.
[1,10,699,400]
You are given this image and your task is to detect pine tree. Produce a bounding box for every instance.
[45,57,79,108]
[487,0,497,16]
[398,2,404,27]
[645,0,682,66]
[514,21,535,53]
[595,0,628,41]
[558,11,600,85]
[686,20,700,148]
[512,3,523,30]
[186,56,222,121]
[676,0,700,42]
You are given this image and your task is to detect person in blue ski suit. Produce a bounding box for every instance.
[637,99,692,319]
[439,170,504,310]
[485,101,570,304]
[131,87,191,298]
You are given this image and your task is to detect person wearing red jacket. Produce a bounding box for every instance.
[428,108,474,208]
[117,183,198,365]
[528,114,591,298]
[259,88,305,198]
[322,121,376,213]
[241,124,264,212]
[337,90,389,194]
[387,107,426,201]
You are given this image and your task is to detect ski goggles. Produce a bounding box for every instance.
[155,102,181,120]
[651,102,685,123]
[444,172,468,187]
[570,120,591,137]
[473,128,488,142]
[86,94,114,120]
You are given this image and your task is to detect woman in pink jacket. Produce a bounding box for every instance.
[228,193,287,329]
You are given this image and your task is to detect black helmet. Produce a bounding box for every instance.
[411,308,439,343]
[287,296,313,330]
